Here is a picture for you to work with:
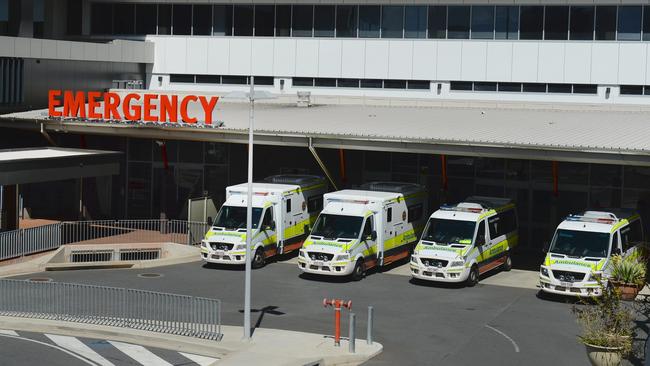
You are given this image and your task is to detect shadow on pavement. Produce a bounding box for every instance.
[408,278,466,289]
[237,305,286,336]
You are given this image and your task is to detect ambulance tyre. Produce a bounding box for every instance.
[502,254,512,272]
[466,265,479,287]
[351,259,365,281]
[252,247,265,269]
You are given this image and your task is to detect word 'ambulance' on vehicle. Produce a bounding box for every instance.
[201,175,327,268]
[410,197,518,287]
[298,182,427,280]
[539,210,644,297]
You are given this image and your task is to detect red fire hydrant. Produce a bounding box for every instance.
[323,298,352,346]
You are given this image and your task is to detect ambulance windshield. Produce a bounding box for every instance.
[422,218,475,245]
[550,229,611,258]
[214,206,263,230]
[311,214,363,240]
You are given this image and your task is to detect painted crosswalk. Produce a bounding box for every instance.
[0,329,218,366]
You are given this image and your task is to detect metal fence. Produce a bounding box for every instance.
[0,219,210,261]
[0,279,222,341]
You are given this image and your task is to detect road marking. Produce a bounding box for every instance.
[109,341,173,366]
[0,329,19,336]
[46,334,115,366]
[0,333,98,366]
[180,352,218,366]
[484,325,520,353]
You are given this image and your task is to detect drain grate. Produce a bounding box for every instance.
[120,249,160,261]
[70,251,113,263]
[137,273,163,278]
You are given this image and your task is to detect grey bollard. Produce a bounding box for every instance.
[349,312,356,353]
[367,306,373,345]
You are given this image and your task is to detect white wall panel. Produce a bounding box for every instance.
[206,38,230,75]
[411,42,436,80]
[294,39,319,77]
[163,38,186,73]
[618,43,646,85]
[436,41,462,80]
[537,42,564,82]
[229,38,252,75]
[340,40,365,78]
[318,40,342,78]
[251,38,275,76]
[364,40,390,79]
[461,42,487,81]
[186,38,209,75]
[273,39,296,76]
[563,43,591,83]
[486,42,512,82]
[511,42,538,82]
[56,41,71,59]
[591,43,619,84]
[388,41,413,79]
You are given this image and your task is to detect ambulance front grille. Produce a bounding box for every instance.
[308,252,334,261]
[211,242,234,251]
[421,258,448,268]
[551,270,585,282]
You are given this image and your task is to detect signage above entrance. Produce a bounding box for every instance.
[48,90,219,124]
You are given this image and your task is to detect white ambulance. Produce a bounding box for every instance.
[410,197,518,286]
[539,210,644,297]
[298,182,427,280]
[201,175,327,268]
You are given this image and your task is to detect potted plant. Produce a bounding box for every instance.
[609,255,646,301]
[573,286,633,366]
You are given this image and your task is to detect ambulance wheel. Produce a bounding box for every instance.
[502,254,512,272]
[351,260,365,281]
[466,265,479,287]
[252,247,265,269]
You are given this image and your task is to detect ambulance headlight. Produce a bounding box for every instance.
[234,244,246,251]
[299,250,307,258]
[540,267,549,277]
[335,253,350,261]
[410,256,417,263]
[450,261,465,267]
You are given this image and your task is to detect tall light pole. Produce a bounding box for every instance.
[224,78,275,340]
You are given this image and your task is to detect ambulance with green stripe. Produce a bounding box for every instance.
[298,182,427,280]
[539,210,644,297]
[410,197,518,286]
[201,175,326,268]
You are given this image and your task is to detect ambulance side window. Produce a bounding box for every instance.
[387,207,393,223]
[621,220,643,252]
[262,209,273,229]
[363,216,373,239]
[612,231,620,253]
[286,199,292,213]
[476,221,486,246]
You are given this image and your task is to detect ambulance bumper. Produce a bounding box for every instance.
[201,244,247,265]
[410,263,469,283]
[297,256,355,276]
[539,277,603,297]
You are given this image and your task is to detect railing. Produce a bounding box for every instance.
[0,279,222,341]
[0,219,210,261]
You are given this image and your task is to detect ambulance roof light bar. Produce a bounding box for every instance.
[327,198,369,205]
[566,211,619,224]
[439,203,485,214]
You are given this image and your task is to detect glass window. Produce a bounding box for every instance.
[286,199,292,212]
[548,84,572,93]
[498,83,521,92]
[155,5,171,35]
[135,4,157,35]
[361,79,383,88]
[618,6,642,41]
[476,220,486,246]
[234,5,253,36]
[428,6,447,39]
[254,76,274,86]
[359,6,380,38]
[292,5,313,37]
[315,78,336,87]
[448,6,470,39]
[222,76,248,85]
[363,216,374,237]
[293,77,313,87]
[387,207,393,223]
[193,5,212,35]
[33,0,44,37]
[405,6,426,39]
[570,6,594,40]
[422,218,476,244]
[91,3,113,34]
[407,80,430,90]
[520,6,543,40]
[0,0,8,35]
[450,81,472,91]
[382,6,404,38]
[314,5,335,37]
[474,82,497,91]
[276,5,291,37]
[336,5,357,38]
[545,6,569,40]
[471,6,495,39]
[550,229,611,258]
[384,80,407,89]
[311,214,363,239]
[67,0,82,35]
[213,5,232,36]
[523,83,546,92]
[645,86,650,95]
[172,4,191,35]
[337,79,360,88]
[572,84,597,94]
[595,6,616,41]
[196,75,220,84]
[215,206,263,230]
[170,74,194,83]
[495,6,518,40]
[620,85,643,95]
[255,5,274,36]
[644,6,650,41]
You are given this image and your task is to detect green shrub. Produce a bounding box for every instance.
[610,255,646,287]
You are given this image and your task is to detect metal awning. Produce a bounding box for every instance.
[2,95,650,166]
[0,147,121,185]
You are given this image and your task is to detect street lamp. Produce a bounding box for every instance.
[223,77,276,340]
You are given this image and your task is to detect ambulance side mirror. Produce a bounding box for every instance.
[612,247,622,256]
[270,221,276,231]
[370,231,377,241]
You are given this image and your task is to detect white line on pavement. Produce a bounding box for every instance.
[108,341,173,366]
[0,329,19,336]
[0,333,98,366]
[484,325,520,353]
[46,334,115,366]
[180,352,218,366]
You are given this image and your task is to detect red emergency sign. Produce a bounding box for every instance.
[47,90,219,124]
